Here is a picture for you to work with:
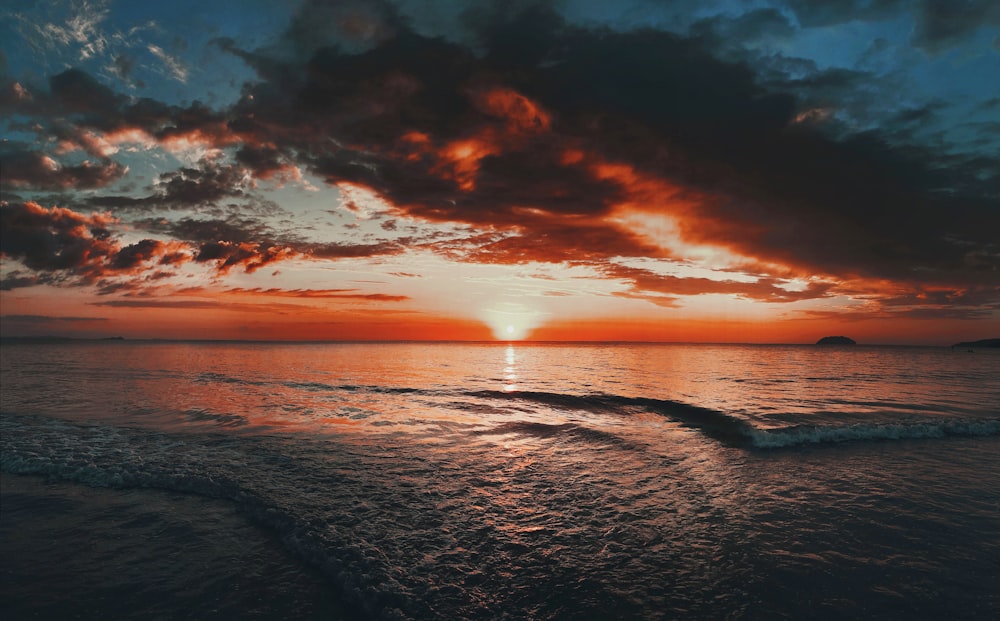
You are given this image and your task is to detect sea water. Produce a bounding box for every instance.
[1,341,998,619]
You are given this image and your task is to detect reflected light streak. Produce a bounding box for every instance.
[503,344,518,392]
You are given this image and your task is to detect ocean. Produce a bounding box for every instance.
[1,341,998,620]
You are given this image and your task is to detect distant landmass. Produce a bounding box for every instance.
[952,338,1000,348]
[816,336,856,345]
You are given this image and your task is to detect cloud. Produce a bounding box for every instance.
[0,201,119,279]
[690,8,797,49]
[147,43,188,82]
[16,0,113,62]
[910,0,1000,53]
[0,147,127,190]
[87,299,303,314]
[134,215,406,272]
[0,271,58,290]
[83,157,293,219]
[780,0,1000,53]
[1,314,109,323]
[197,3,1000,300]
[604,263,836,304]
[111,238,189,270]
[86,285,409,313]
[191,240,295,273]
[779,0,906,28]
[3,2,998,317]
[799,304,999,321]
[0,202,201,288]
[219,287,410,301]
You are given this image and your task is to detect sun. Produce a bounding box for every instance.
[481,303,544,340]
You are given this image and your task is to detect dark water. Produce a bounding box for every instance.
[2,341,999,619]
[1,473,346,620]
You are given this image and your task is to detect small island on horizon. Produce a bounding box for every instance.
[816,336,856,345]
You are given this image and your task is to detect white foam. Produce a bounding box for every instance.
[747,418,1000,449]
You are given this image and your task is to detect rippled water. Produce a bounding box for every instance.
[2,341,999,619]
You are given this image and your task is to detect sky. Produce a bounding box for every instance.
[1,0,998,344]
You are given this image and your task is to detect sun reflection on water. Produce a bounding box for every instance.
[503,344,519,392]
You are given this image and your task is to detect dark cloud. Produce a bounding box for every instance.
[911,0,1000,53]
[282,0,404,55]
[143,216,271,245]
[780,0,906,28]
[209,3,998,291]
[690,8,797,49]
[135,215,405,271]
[0,201,119,277]
[233,145,296,181]
[0,201,192,287]
[780,0,1000,53]
[111,239,179,270]
[0,148,127,190]
[112,54,137,80]
[48,68,125,114]
[191,240,294,273]
[152,158,250,205]
[1,70,239,198]
[0,270,57,290]
[455,220,666,265]
[0,202,201,290]
[3,2,998,314]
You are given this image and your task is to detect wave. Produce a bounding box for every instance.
[184,408,249,427]
[466,389,756,447]
[465,389,1000,449]
[475,420,633,447]
[197,371,429,397]
[747,418,1000,449]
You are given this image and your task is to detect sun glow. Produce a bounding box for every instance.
[482,304,544,340]
[499,322,528,341]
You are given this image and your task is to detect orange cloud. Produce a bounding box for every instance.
[433,136,501,192]
[472,87,551,133]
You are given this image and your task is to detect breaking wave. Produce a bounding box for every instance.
[747,418,1000,448]
[465,389,1000,449]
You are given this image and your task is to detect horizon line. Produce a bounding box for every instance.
[2,335,993,348]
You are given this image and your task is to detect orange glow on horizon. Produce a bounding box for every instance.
[2,293,992,345]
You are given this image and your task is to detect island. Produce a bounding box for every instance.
[816,336,856,345]
[951,338,1000,348]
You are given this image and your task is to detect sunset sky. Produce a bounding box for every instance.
[2,0,998,344]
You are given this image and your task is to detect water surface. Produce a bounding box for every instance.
[2,341,998,619]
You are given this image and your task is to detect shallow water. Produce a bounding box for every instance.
[1,473,347,620]
[2,341,999,619]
